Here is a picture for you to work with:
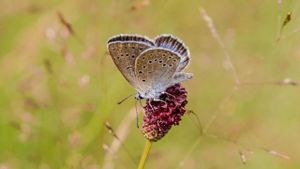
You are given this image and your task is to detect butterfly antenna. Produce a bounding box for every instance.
[117,94,134,105]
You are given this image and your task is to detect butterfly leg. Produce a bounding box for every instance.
[148,98,168,112]
[153,98,168,106]
[134,100,139,128]
[148,99,156,112]
[160,91,175,98]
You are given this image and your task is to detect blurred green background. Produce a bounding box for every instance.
[1,0,300,168]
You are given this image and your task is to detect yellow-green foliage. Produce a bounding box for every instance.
[0,0,300,168]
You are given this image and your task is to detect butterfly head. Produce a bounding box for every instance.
[135,93,144,100]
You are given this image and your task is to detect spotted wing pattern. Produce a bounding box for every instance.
[135,48,180,92]
[155,34,190,71]
[107,35,154,87]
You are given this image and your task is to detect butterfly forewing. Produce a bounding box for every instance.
[135,48,180,91]
[107,35,154,87]
[155,34,190,72]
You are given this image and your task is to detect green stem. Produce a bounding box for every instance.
[137,139,152,169]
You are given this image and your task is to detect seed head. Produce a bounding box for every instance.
[141,84,188,141]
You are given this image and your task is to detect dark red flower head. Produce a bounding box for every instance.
[141,83,188,141]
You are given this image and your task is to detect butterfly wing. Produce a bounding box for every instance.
[135,48,181,92]
[155,34,190,72]
[107,34,154,87]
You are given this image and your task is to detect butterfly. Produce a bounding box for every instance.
[107,34,193,101]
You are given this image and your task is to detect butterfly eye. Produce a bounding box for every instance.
[168,56,171,59]
[162,64,166,67]
[148,60,152,64]
[139,47,144,51]
[168,64,173,67]
[159,60,163,63]
[143,66,146,69]
[142,79,146,82]
[120,54,124,57]
[173,59,176,62]
[139,70,143,74]
[131,55,135,58]
[154,59,157,62]
[131,46,135,49]
[125,53,129,56]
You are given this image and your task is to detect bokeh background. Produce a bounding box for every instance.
[1,0,300,168]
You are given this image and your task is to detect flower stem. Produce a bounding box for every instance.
[137,139,152,169]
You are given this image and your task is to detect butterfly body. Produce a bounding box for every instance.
[107,34,192,100]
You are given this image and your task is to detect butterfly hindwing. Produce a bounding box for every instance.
[135,48,180,91]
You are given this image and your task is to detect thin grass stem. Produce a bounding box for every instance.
[137,140,152,169]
